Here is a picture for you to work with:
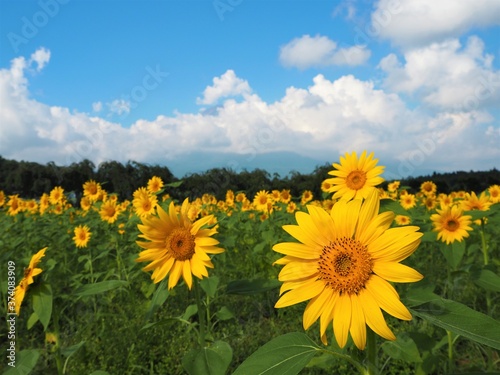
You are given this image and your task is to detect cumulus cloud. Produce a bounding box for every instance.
[373,0,500,47]
[0,48,498,178]
[279,34,370,69]
[379,36,500,110]
[107,99,131,115]
[196,70,252,105]
[92,101,103,112]
[29,47,51,72]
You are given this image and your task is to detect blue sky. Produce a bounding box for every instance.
[1,0,499,179]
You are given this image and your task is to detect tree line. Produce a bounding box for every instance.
[0,156,499,202]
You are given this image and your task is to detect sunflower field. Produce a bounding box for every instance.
[1,151,500,375]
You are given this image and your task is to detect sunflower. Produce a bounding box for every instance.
[323,151,385,201]
[80,196,92,211]
[83,180,102,202]
[420,181,437,196]
[394,215,411,226]
[399,193,416,210]
[431,206,473,244]
[253,190,272,212]
[301,190,314,205]
[136,199,224,289]
[100,201,121,223]
[133,187,158,217]
[49,186,65,205]
[73,225,92,248]
[14,248,47,315]
[7,195,23,216]
[488,185,500,203]
[273,190,422,350]
[147,176,164,194]
[387,181,400,193]
[280,189,292,204]
[461,192,492,211]
[0,190,5,207]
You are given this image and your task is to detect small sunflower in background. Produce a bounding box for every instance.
[430,206,473,244]
[73,225,92,248]
[323,151,385,201]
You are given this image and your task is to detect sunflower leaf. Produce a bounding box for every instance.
[411,297,500,350]
[75,280,128,297]
[470,266,500,292]
[182,340,232,375]
[3,349,40,375]
[31,283,52,331]
[232,332,320,375]
[226,278,281,295]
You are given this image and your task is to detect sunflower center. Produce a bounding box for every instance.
[79,232,87,240]
[318,237,372,295]
[346,171,367,191]
[445,219,459,231]
[167,228,196,261]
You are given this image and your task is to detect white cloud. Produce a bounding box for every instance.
[196,70,251,105]
[92,101,103,112]
[373,0,500,47]
[29,47,51,71]
[379,36,500,110]
[107,99,131,115]
[279,34,370,69]
[0,48,498,178]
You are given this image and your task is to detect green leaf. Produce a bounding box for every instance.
[379,198,408,216]
[232,332,320,375]
[470,267,500,292]
[165,180,183,188]
[411,296,500,350]
[215,306,234,321]
[226,279,281,295]
[200,276,219,298]
[382,333,422,363]
[440,241,465,270]
[420,231,438,243]
[60,341,85,357]
[27,312,39,330]
[31,283,52,331]
[182,304,198,321]
[3,349,40,375]
[182,341,233,375]
[144,279,169,322]
[75,280,128,297]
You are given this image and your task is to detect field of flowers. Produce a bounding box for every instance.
[1,151,500,375]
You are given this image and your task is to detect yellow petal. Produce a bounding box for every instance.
[168,261,183,289]
[372,262,423,283]
[333,294,352,348]
[182,260,193,290]
[295,212,330,246]
[275,279,324,308]
[278,260,318,282]
[366,275,412,320]
[349,295,367,350]
[320,292,338,344]
[303,289,333,330]
[282,225,323,249]
[359,289,396,341]
[273,242,320,259]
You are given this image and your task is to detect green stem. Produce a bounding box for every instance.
[480,220,488,266]
[447,330,454,372]
[88,247,94,283]
[193,279,206,348]
[365,327,378,375]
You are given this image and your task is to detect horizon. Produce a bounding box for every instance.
[1,0,499,179]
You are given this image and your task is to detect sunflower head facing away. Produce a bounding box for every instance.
[273,190,423,350]
[136,199,224,290]
[323,151,385,201]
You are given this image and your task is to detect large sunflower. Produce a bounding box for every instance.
[136,199,224,290]
[430,205,473,244]
[273,191,422,350]
[323,151,385,201]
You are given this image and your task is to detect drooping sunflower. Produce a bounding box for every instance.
[430,205,473,244]
[13,248,47,315]
[73,225,92,248]
[273,191,422,350]
[136,199,224,290]
[323,151,385,201]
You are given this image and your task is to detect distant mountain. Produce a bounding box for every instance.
[163,151,330,178]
